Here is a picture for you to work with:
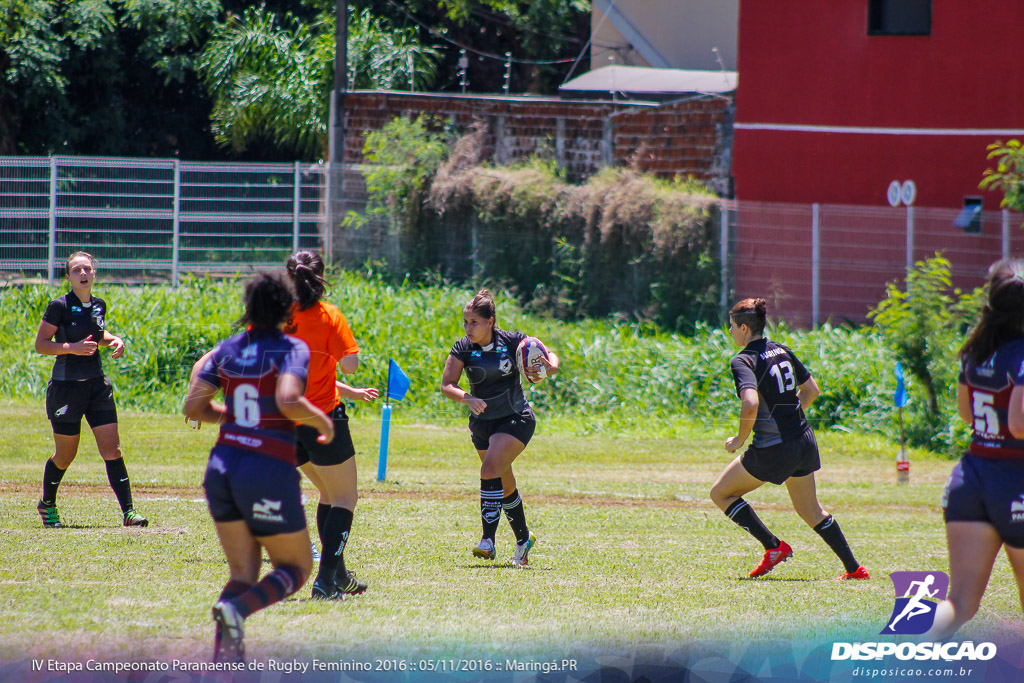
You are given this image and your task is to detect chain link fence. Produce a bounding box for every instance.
[4,156,1023,328]
[722,200,1024,326]
[0,156,328,283]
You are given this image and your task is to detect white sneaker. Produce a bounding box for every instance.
[472,537,496,560]
[311,541,321,562]
[511,531,536,567]
[212,600,245,663]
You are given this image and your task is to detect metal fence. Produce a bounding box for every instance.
[4,155,1023,329]
[721,200,1024,327]
[0,156,328,283]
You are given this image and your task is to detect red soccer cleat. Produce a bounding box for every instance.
[749,540,793,578]
[836,566,870,581]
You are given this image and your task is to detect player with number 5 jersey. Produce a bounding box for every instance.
[709,297,869,580]
[924,260,1024,639]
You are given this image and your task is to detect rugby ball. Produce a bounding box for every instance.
[516,337,549,383]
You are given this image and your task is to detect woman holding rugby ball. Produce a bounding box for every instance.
[710,297,868,580]
[33,251,148,528]
[441,289,559,566]
[924,260,1024,638]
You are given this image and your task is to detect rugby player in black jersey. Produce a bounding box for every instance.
[441,289,559,566]
[710,298,867,579]
[33,252,147,528]
[924,260,1024,638]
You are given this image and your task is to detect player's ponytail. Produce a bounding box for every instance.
[241,273,294,331]
[465,289,496,322]
[286,250,327,310]
[961,259,1024,364]
[730,297,767,336]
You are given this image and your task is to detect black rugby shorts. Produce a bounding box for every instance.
[295,403,356,467]
[46,376,117,436]
[469,409,536,451]
[740,427,821,485]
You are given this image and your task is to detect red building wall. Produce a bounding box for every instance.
[733,1,1024,209]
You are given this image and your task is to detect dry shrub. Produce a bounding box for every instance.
[423,125,720,328]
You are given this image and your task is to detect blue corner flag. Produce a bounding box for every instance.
[386,358,411,402]
[894,362,909,408]
[378,359,410,481]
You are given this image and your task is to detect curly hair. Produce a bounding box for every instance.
[240,273,294,330]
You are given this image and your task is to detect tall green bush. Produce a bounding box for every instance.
[868,254,982,451]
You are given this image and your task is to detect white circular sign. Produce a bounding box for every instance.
[887,181,902,207]
[901,180,917,206]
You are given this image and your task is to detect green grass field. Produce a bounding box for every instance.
[2,399,1022,670]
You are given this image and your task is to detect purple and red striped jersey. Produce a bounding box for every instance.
[961,338,1024,461]
[197,329,310,464]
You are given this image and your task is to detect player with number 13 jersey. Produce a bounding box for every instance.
[709,297,868,581]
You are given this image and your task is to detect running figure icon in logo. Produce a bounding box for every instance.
[881,571,949,635]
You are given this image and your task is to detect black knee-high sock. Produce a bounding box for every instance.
[317,506,354,583]
[724,498,780,550]
[103,457,134,513]
[316,503,331,542]
[813,515,860,573]
[233,565,304,619]
[42,458,67,506]
[480,478,503,541]
[502,490,529,545]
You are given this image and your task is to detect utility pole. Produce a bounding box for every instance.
[327,0,347,262]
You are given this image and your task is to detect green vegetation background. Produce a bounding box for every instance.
[0,269,965,453]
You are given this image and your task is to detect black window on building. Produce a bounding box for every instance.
[868,0,931,36]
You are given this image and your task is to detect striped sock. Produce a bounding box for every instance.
[233,565,304,619]
[502,489,530,545]
[218,579,251,602]
[480,478,503,541]
[724,498,780,550]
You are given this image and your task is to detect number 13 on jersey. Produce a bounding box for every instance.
[770,361,797,393]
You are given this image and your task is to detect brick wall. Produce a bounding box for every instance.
[342,91,733,190]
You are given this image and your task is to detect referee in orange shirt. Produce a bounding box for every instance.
[285,250,378,599]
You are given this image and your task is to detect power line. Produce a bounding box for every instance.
[385,0,577,65]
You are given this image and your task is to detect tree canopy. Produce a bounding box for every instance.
[1,0,591,158]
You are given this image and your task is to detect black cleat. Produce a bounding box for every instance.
[37,500,61,528]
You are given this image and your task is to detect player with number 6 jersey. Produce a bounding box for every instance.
[184,273,333,663]
[709,297,868,580]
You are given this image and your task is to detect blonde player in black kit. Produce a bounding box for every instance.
[710,298,868,579]
[441,289,559,566]
[33,251,148,528]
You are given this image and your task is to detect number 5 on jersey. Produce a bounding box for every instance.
[972,392,998,435]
